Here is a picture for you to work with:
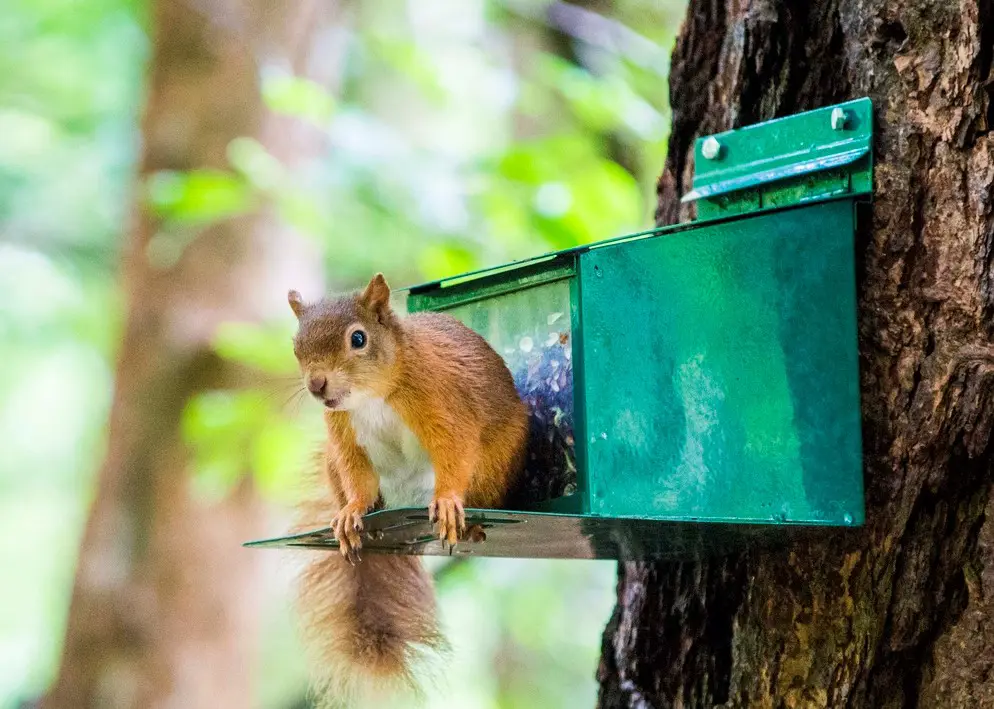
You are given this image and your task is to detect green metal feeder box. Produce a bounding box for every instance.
[247,98,871,561]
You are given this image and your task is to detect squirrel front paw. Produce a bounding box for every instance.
[331,500,370,564]
[429,492,466,547]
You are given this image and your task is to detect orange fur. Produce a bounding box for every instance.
[391,311,529,511]
[288,274,528,702]
[323,413,381,554]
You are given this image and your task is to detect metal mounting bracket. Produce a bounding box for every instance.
[681,97,873,219]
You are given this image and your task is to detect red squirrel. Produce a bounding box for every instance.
[288,273,529,700]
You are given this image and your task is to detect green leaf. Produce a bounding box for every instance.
[416,242,480,280]
[540,159,642,246]
[262,73,335,124]
[227,137,285,191]
[368,36,447,104]
[532,53,666,140]
[182,390,270,500]
[493,136,645,248]
[182,388,316,502]
[251,419,310,502]
[212,321,298,376]
[498,135,596,185]
[533,55,621,133]
[146,169,253,225]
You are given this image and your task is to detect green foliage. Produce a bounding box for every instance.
[491,135,643,248]
[534,54,669,143]
[186,321,314,505]
[228,137,286,191]
[366,35,448,104]
[213,321,299,376]
[137,0,682,283]
[262,73,336,125]
[182,390,310,503]
[417,242,481,280]
[147,169,254,224]
[0,0,143,704]
[0,0,146,269]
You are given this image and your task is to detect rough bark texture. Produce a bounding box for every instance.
[598,1,994,708]
[42,0,332,706]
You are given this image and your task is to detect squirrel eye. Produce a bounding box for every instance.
[351,330,367,349]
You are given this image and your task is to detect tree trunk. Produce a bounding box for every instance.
[598,2,994,708]
[42,0,333,706]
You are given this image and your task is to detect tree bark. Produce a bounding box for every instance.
[42,0,333,706]
[598,2,994,708]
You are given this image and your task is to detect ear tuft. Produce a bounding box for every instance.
[360,273,391,315]
[288,289,305,318]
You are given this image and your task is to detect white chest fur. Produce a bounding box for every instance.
[345,394,435,507]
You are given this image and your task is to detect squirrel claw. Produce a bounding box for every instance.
[332,501,369,561]
[338,538,362,566]
[429,493,465,548]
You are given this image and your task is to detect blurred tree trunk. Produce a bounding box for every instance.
[42,0,337,706]
[598,1,994,707]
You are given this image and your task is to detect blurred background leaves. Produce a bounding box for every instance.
[0,0,686,706]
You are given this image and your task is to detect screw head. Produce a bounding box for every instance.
[831,107,849,131]
[701,136,722,160]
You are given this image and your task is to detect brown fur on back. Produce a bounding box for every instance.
[394,311,528,507]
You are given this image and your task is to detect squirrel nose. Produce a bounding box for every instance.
[307,374,327,395]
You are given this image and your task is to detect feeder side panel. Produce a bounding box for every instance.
[578,200,864,525]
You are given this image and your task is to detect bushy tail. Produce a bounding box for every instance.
[295,499,447,707]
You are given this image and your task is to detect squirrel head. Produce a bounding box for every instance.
[288,274,401,410]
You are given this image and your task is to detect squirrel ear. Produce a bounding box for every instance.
[360,273,391,316]
[288,289,305,319]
